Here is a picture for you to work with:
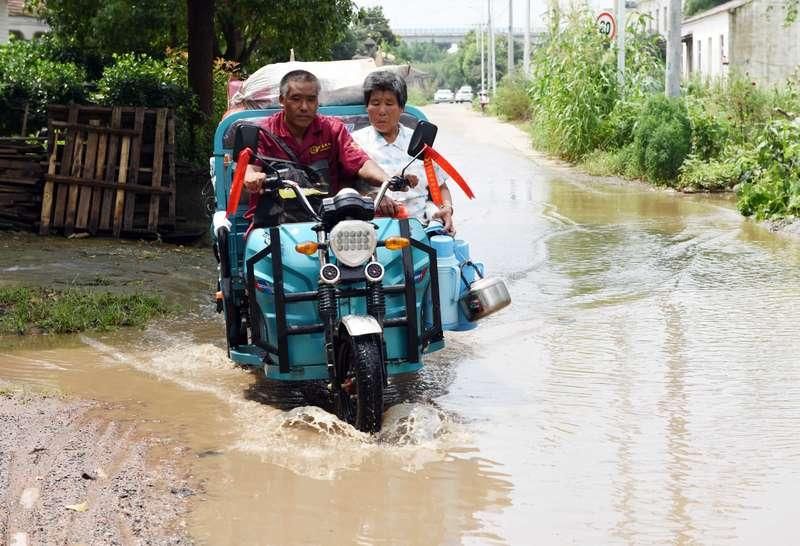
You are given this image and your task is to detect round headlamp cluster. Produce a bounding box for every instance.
[329,220,377,267]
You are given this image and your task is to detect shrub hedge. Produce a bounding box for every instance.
[0,39,86,134]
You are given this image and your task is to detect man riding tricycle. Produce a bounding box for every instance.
[211,64,509,433]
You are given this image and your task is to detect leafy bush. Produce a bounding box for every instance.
[677,154,742,191]
[633,94,691,182]
[493,76,531,121]
[95,51,235,166]
[530,11,662,160]
[0,38,86,135]
[529,12,618,159]
[599,13,664,151]
[407,86,430,106]
[737,119,800,219]
[686,96,729,160]
[601,98,644,150]
[95,53,193,109]
[581,148,628,177]
[644,121,691,182]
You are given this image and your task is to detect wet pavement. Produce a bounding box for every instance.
[2,103,800,544]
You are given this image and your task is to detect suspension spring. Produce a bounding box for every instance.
[367,281,386,324]
[318,283,336,318]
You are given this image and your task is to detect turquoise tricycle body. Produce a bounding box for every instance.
[211,105,450,431]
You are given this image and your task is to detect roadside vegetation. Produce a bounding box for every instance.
[490,10,800,221]
[0,286,171,335]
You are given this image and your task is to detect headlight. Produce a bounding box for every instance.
[329,220,376,267]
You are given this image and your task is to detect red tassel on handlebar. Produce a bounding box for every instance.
[423,154,442,206]
[423,144,475,200]
[227,148,252,218]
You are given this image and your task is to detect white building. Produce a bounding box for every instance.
[638,0,671,37]
[680,0,749,79]
[0,0,8,44]
[630,0,799,85]
[2,0,48,43]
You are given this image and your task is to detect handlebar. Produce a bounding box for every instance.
[373,175,408,210]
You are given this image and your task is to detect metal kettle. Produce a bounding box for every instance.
[458,262,511,322]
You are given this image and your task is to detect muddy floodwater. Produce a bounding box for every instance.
[3,105,800,544]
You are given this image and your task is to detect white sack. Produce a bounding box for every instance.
[229,59,414,110]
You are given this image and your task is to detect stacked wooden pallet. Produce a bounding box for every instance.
[0,138,47,230]
[40,105,176,237]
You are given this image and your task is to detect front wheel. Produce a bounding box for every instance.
[335,333,384,433]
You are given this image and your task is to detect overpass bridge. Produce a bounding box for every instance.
[393,27,546,46]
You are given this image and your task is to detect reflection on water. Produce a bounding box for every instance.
[443,167,800,544]
[0,324,513,545]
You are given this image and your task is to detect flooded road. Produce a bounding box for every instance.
[3,104,800,544]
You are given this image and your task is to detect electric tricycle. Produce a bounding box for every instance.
[211,106,508,433]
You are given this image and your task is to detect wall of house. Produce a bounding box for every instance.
[731,1,800,85]
[682,12,730,79]
[0,0,9,45]
[9,15,48,40]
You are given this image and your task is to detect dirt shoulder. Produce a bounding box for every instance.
[0,235,212,543]
[0,384,196,545]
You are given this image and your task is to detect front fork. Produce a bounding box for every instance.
[319,277,389,394]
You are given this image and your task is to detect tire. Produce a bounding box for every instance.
[335,333,384,433]
[222,291,247,351]
[217,228,247,352]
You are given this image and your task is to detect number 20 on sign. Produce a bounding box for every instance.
[596,11,616,40]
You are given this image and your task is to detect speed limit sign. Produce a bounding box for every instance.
[596,11,616,40]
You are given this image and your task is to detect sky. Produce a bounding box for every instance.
[353,0,609,31]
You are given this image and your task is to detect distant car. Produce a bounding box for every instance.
[455,85,473,103]
[433,89,454,103]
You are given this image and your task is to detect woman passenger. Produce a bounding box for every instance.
[351,71,455,234]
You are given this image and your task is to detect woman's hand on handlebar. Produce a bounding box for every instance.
[388,173,418,192]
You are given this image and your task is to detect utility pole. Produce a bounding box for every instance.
[489,0,497,94]
[616,0,625,86]
[524,0,531,76]
[665,0,682,96]
[480,23,486,93]
[508,0,514,77]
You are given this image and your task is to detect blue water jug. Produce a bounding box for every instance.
[427,235,462,330]
[423,236,485,332]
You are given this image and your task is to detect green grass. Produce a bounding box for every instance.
[407,87,431,106]
[0,286,172,335]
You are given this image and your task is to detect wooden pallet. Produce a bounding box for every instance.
[0,137,47,230]
[39,105,176,237]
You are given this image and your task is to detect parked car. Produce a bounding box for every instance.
[433,89,454,103]
[455,85,473,103]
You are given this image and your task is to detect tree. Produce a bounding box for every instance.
[28,0,355,70]
[187,0,214,116]
[214,0,355,67]
[332,6,398,60]
[27,0,356,118]
[27,0,185,65]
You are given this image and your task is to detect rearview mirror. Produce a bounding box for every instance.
[232,123,260,160]
[407,120,438,157]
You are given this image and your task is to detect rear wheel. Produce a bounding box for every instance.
[335,333,384,433]
[216,229,247,353]
[222,290,247,351]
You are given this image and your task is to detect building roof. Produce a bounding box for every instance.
[8,0,36,17]
[683,0,752,24]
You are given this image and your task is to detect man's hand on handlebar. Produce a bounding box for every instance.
[243,165,267,194]
[376,195,399,216]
